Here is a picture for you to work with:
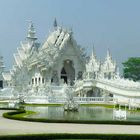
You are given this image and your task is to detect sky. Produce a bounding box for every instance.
[0,0,140,73]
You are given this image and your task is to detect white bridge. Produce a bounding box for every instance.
[75,77,140,107]
[75,78,140,96]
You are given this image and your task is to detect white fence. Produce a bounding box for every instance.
[0,96,114,104]
[25,96,114,104]
[74,97,114,103]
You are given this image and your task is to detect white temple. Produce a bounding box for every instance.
[3,21,116,88]
[1,20,140,106]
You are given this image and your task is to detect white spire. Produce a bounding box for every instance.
[106,48,112,60]
[115,67,120,79]
[53,18,57,29]
[26,21,37,41]
[107,48,110,57]
[91,44,96,59]
[86,45,100,73]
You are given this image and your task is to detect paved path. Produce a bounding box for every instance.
[0,110,140,135]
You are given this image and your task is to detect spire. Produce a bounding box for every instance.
[26,21,37,41]
[91,44,96,59]
[107,48,110,57]
[98,58,102,71]
[106,48,112,60]
[116,67,120,79]
[53,18,57,29]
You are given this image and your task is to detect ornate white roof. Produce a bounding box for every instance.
[0,55,4,79]
[86,47,100,72]
[9,22,86,79]
[101,49,116,72]
[0,56,4,70]
[2,72,11,81]
[42,27,71,50]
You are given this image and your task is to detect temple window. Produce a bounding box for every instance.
[104,73,107,78]
[32,78,34,84]
[108,72,111,79]
[77,71,83,80]
[35,78,37,84]
[39,77,41,83]
[42,78,44,83]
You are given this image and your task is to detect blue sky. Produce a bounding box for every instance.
[0,0,140,72]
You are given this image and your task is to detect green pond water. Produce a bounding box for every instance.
[25,106,140,121]
[1,103,140,121]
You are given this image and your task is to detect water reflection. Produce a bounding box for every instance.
[25,106,114,120]
[0,103,8,108]
[1,103,140,121]
[25,106,140,121]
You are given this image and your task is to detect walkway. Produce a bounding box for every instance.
[0,110,140,135]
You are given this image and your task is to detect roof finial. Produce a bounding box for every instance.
[116,67,120,79]
[26,20,37,41]
[107,48,112,59]
[91,44,96,59]
[53,18,57,30]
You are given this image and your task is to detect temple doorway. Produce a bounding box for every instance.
[61,60,75,85]
[61,68,67,84]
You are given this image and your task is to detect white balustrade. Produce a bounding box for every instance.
[23,96,113,104]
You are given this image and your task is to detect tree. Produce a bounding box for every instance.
[122,57,140,81]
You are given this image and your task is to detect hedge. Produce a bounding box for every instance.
[0,108,18,110]
[0,133,140,140]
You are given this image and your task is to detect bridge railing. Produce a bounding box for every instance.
[0,96,114,104]
[0,96,14,101]
[98,79,140,91]
[24,97,114,103]
[74,97,114,103]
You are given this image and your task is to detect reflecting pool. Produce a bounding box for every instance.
[25,106,140,121]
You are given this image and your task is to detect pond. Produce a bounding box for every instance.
[0,103,8,108]
[25,105,140,121]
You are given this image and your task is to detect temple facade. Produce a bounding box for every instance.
[1,20,140,107]
[2,21,117,91]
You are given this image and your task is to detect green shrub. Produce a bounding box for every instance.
[0,134,140,140]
